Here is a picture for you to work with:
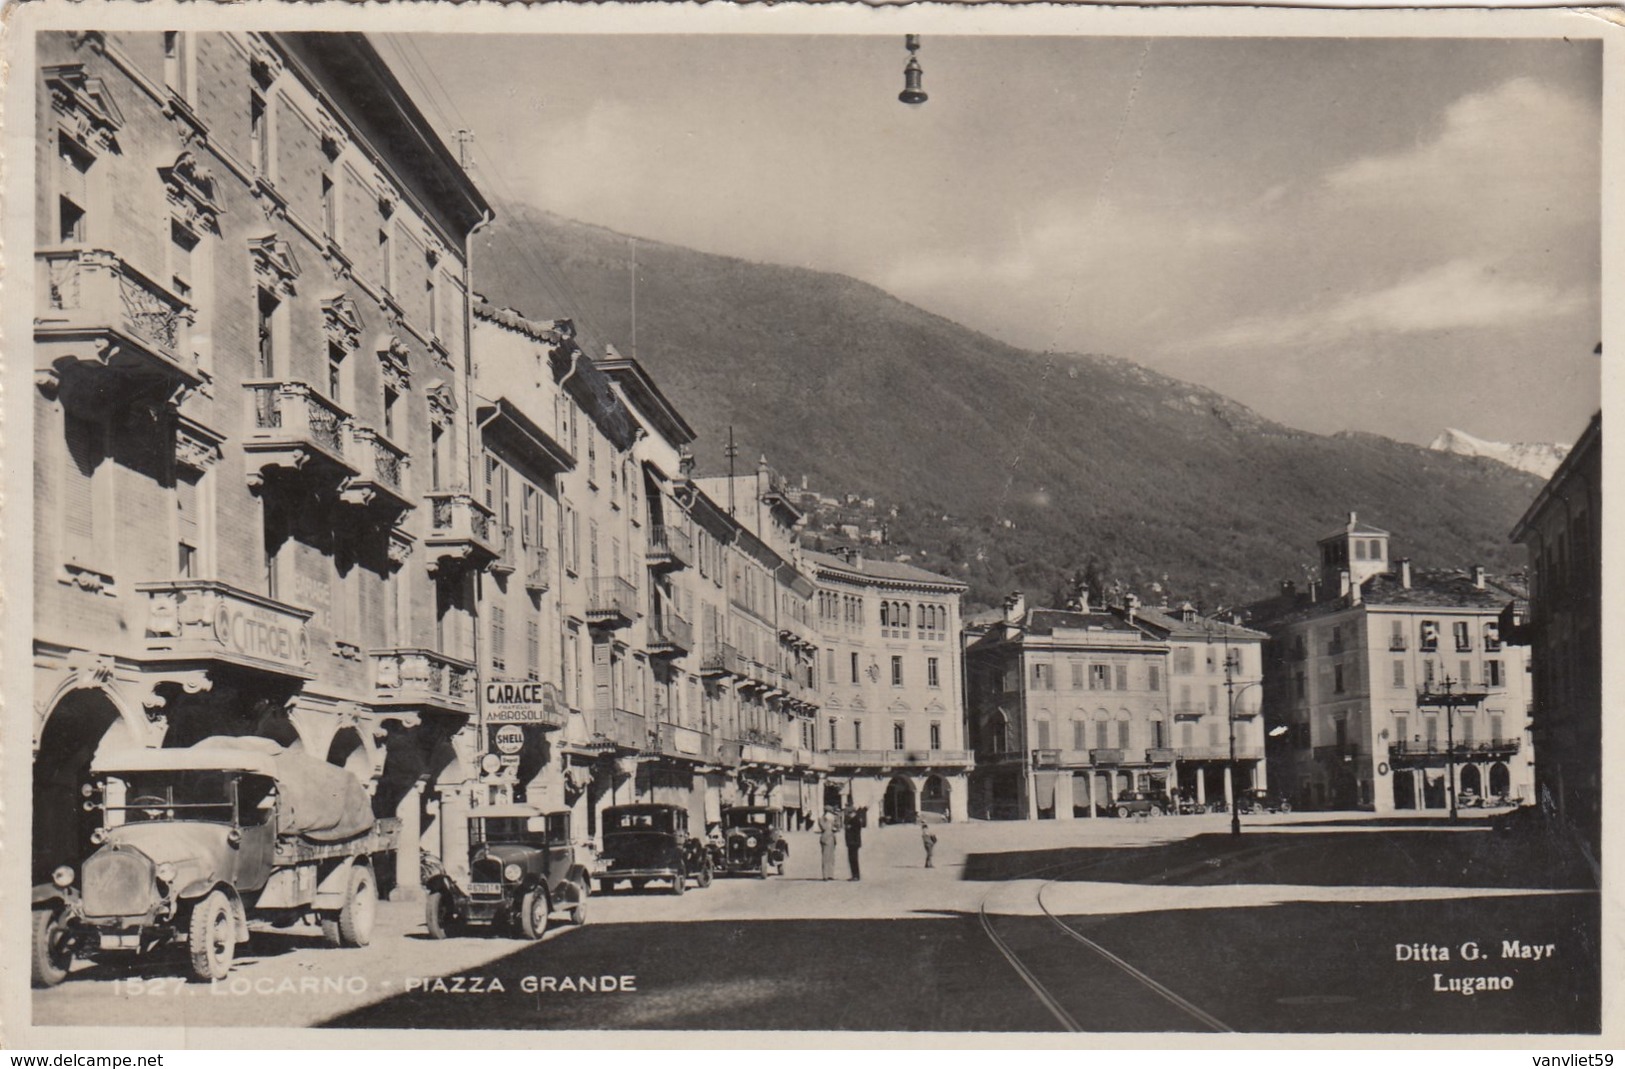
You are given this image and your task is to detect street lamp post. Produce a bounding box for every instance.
[1223,661,1263,837]
[1416,674,1482,825]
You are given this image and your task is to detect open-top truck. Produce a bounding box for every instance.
[31,737,397,986]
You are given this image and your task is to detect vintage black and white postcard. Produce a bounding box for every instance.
[2,0,1617,1048]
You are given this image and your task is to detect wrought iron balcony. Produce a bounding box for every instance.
[1171,703,1207,721]
[587,575,638,629]
[35,248,202,401]
[339,424,410,516]
[137,580,312,679]
[424,493,500,574]
[825,748,975,769]
[647,524,692,572]
[648,611,693,657]
[524,544,550,593]
[701,643,746,678]
[243,381,356,483]
[369,648,476,717]
[592,708,649,751]
[1389,738,1521,762]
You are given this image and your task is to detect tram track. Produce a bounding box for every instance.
[976,826,1297,1033]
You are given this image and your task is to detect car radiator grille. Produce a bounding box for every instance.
[82,849,155,918]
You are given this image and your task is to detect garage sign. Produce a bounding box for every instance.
[485,680,562,725]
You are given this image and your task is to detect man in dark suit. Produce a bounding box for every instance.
[844,807,864,881]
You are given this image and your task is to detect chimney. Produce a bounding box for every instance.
[1125,592,1140,622]
[1308,578,1320,604]
[1471,564,1486,589]
[1349,574,1361,606]
[1075,584,1090,612]
[1348,510,1358,528]
[1398,558,1412,589]
[1339,569,1351,598]
[677,444,696,481]
[1003,591,1027,625]
[1178,601,1196,623]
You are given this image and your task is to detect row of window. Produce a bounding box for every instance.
[826,718,946,751]
[1029,661,1163,693]
[825,650,944,688]
[1289,657,1509,700]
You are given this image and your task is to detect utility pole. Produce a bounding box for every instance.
[724,426,738,516]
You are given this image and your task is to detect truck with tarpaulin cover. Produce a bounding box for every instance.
[31,738,398,986]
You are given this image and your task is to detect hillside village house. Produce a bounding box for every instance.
[1251,514,1535,813]
[31,30,489,896]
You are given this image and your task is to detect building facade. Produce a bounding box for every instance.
[1509,412,1600,857]
[32,30,490,894]
[804,548,971,823]
[1255,514,1535,813]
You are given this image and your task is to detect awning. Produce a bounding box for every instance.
[1034,771,1058,811]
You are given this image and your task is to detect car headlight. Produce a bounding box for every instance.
[745,835,758,849]
[90,827,107,845]
[155,862,176,884]
[504,863,523,882]
[52,865,74,888]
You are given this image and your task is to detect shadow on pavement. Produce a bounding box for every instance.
[960,828,1597,890]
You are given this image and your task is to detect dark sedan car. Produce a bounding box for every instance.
[594,803,710,895]
[1234,788,1292,814]
[718,806,788,877]
[1110,790,1173,818]
[424,806,590,940]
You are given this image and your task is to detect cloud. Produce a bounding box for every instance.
[1191,258,1589,350]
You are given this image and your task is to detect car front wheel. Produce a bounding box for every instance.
[425,891,456,939]
[187,890,236,983]
[568,882,588,926]
[671,868,687,896]
[520,889,549,940]
[1279,801,1292,813]
[31,907,73,988]
[1116,806,1130,819]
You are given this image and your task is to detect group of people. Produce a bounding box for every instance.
[816,807,939,880]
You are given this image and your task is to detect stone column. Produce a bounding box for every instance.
[1083,771,1095,818]
[1223,765,1234,810]
[1054,771,1075,820]
[439,786,471,885]
[1024,768,1038,821]
[391,780,425,902]
[1195,770,1207,806]
[948,774,969,823]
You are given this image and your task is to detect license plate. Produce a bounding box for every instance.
[466,882,504,895]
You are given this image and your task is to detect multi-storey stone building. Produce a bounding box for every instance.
[805,548,970,822]
[1510,412,1600,857]
[1253,514,1535,813]
[31,30,490,895]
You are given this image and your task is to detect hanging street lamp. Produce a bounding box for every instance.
[899,34,928,106]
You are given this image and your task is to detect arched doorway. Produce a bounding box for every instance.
[1488,762,1511,799]
[326,726,374,783]
[33,689,140,883]
[1458,764,1482,798]
[920,775,949,818]
[882,776,917,824]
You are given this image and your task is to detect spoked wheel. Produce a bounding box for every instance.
[1116,806,1130,819]
[31,907,74,988]
[520,889,549,940]
[187,890,236,983]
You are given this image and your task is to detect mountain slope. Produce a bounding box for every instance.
[473,205,1542,609]
[1429,427,1569,480]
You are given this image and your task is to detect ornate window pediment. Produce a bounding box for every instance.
[315,106,347,160]
[44,64,124,153]
[323,295,363,351]
[247,35,284,89]
[425,378,457,424]
[374,172,399,218]
[377,333,412,392]
[249,235,300,298]
[175,414,225,472]
[159,152,223,235]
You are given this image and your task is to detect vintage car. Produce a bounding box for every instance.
[717,805,788,877]
[423,806,590,940]
[31,739,395,987]
[593,803,710,895]
[1233,788,1293,814]
[1110,789,1173,818]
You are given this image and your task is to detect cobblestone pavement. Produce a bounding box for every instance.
[30,811,1597,1035]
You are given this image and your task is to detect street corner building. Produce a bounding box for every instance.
[1246,514,1536,814]
[31,29,491,896]
[963,587,1268,821]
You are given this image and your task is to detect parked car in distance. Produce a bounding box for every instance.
[423,806,589,940]
[593,803,708,895]
[1234,788,1293,814]
[1110,790,1173,818]
[717,806,788,877]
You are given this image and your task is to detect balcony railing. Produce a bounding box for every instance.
[701,643,746,678]
[740,743,796,768]
[1389,738,1521,761]
[524,544,550,593]
[653,722,710,761]
[648,611,693,656]
[1089,748,1125,765]
[647,525,692,571]
[36,248,201,391]
[587,576,638,628]
[825,749,975,769]
[137,580,312,678]
[592,708,648,751]
[244,381,356,478]
[490,525,517,576]
[1177,744,1264,761]
[714,739,743,768]
[369,648,477,716]
[1146,747,1178,764]
[424,493,500,573]
[340,424,410,514]
[1171,703,1207,721]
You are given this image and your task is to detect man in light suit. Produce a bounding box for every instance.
[818,806,840,880]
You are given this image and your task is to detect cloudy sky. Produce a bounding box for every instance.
[377,32,1601,447]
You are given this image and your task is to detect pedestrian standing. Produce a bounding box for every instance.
[919,817,937,868]
[845,807,864,881]
[819,807,839,880]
